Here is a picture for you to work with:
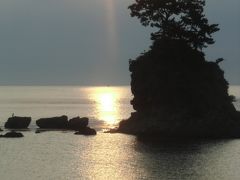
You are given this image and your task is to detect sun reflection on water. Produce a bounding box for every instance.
[92,87,120,126]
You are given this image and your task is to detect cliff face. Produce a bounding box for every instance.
[118,39,240,138]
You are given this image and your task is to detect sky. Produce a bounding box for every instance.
[0,0,239,85]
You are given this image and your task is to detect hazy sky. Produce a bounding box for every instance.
[0,0,239,85]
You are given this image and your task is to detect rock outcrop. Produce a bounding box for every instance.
[118,39,240,138]
[36,115,68,129]
[74,127,97,135]
[4,116,31,129]
[35,115,97,134]
[68,117,89,130]
[0,131,24,138]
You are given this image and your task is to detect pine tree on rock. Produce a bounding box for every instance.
[129,0,219,50]
[118,0,240,138]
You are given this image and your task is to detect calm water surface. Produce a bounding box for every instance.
[0,86,133,130]
[0,86,240,180]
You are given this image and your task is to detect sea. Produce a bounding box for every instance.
[0,86,240,180]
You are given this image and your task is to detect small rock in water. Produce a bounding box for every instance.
[4,116,31,129]
[36,115,68,129]
[0,131,24,138]
[74,127,97,136]
[68,116,89,130]
[35,129,41,134]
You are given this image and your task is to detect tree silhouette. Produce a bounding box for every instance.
[129,0,219,50]
[118,0,240,138]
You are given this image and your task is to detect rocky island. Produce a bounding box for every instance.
[36,115,96,135]
[1,115,96,137]
[5,116,31,129]
[118,0,240,139]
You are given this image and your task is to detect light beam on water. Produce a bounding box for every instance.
[90,87,121,127]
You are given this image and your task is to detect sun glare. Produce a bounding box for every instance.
[99,93,115,112]
[92,87,120,126]
[104,0,118,60]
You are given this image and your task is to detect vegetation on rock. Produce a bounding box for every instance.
[118,0,240,138]
[129,0,219,50]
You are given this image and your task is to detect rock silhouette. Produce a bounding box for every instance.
[35,115,97,135]
[74,127,97,136]
[118,0,240,139]
[36,115,68,129]
[4,116,31,129]
[0,131,24,138]
[68,117,89,130]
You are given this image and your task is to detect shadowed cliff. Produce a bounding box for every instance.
[118,0,240,138]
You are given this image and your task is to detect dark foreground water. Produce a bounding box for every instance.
[1,132,240,180]
[0,86,240,180]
